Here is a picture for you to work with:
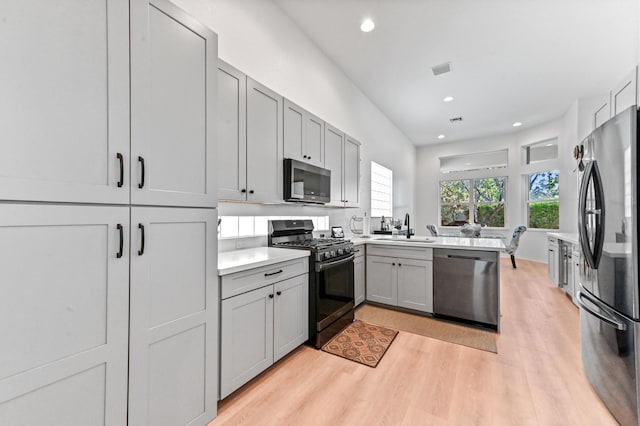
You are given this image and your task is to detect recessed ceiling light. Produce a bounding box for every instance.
[443,96,454,102]
[360,18,375,32]
[437,134,445,139]
[512,122,523,127]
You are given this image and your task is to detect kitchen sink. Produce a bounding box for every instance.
[375,237,435,243]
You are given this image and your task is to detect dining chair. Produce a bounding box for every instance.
[505,226,527,268]
[427,224,439,236]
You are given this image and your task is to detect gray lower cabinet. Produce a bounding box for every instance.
[354,246,366,306]
[0,204,130,426]
[366,246,433,313]
[220,269,308,399]
[128,207,218,426]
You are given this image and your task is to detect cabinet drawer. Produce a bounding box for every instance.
[367,245,432,260]
[221,258,308,299]
[353,245,365,258]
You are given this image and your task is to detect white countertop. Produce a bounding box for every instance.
[602,242,632,258]
[351,235,505,251]
[218,247,310,276]
[547,232,579,244]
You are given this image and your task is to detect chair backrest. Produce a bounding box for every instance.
[460,223,481,237]
[427,224,439,236]
[505,226,527,254]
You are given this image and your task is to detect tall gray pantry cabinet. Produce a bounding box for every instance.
[0,1,219,425]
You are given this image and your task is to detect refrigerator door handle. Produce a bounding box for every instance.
[578,160,606,269]
[577,290,627,331]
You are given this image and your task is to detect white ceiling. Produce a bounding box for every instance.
[274,0,639,146]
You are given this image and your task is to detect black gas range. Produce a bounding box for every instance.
[268,220,355,348]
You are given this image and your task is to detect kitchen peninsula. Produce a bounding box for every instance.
[357,236,504,330]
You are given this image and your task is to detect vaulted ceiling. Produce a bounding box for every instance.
[275,0,639,145]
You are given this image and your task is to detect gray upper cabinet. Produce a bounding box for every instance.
[131,0,217,208]
[217,61,247,201]
[593,92,612,130]
[324,123,346,206]
[283,99,325,167]
[0,0,130,205]
[324,124,361,207]
[344,135,361,207]
[246,78,284,203]
[612,66,638,116]
[217,69,283,204]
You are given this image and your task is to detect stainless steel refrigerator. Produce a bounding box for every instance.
[576,105,639,425]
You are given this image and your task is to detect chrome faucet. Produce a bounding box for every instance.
[404,213,411,239]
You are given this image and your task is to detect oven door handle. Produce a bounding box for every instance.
[315,254,355,272]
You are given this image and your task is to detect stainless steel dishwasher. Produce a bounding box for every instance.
[433,248,499,328]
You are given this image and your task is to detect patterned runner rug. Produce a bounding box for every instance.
[321,320,398,368]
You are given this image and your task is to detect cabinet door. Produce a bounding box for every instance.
[0,0,129,204]
[246,78,283,203]
[354,251,366,306]
[548,242,557,284]
[305,112,325,167]
[274,275,309,362]
[325,123,345,206]
[612,67,638,116]
[0,205,129,425]
[218,60,247,201]
[397,259,433,313]
[593,93,612,129]
[283,98,305,163]
[220,285,274,399]
[366,255,397,305]
[129,207,218,426]
[131,0,217,208]
[344,135,361,207]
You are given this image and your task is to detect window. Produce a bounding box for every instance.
[440,177,506,227]
[522,138,558,165]
[371,161,393,217]
[527,170,559,229]
[440,149,508,173]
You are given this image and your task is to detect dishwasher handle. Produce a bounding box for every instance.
[447,254,482,261]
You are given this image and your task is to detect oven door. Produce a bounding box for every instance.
[315,254,354,331]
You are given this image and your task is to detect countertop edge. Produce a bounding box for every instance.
[218,248,310,276]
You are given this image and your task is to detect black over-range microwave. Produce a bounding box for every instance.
[283,158,331,204]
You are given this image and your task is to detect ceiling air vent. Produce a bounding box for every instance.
[449,117,463,123]
[431,62,452,76]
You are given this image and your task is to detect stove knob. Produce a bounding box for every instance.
[330,250,337,258]
[324,252,331,260]
[344,246,352,253]
[337,248,344,255]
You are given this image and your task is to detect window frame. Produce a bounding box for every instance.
[525,170,560,230]
[439,176,508,229]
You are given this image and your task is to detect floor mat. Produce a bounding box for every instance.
[355,304,497,353]
[321,320,398,367]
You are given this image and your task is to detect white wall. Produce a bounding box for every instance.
[415,115,578,263]
[172,0,416,249]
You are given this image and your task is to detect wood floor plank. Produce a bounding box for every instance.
[210,259,617,425]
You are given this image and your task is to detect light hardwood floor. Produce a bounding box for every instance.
[211,259,617,425]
